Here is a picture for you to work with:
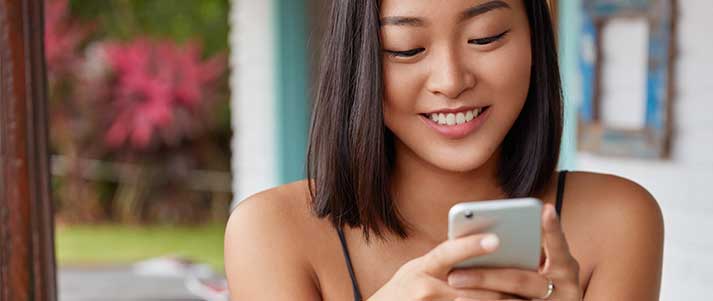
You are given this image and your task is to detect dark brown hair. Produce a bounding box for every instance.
[306,0,562,241]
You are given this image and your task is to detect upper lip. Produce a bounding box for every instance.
[421,105,488,115]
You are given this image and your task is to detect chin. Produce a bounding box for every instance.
[429,152,494,173]
[411,141,498,174]
[389,114,505,174]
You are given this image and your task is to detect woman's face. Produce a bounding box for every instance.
[381,0,532,172]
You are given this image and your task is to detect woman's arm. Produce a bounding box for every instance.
[224,193,322,300]
[583,176,665,300]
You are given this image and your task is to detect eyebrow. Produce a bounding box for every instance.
[380,0,512,27]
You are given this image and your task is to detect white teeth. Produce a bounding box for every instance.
[465,110,474,121]
[455,112,466,125]
[446,114,456,126]
[427,107,486,126]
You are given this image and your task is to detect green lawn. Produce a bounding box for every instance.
[55,223,226,273]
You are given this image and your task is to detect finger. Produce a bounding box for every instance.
[455,295,524,301]
[453,288,520,300]
[448,268,549,299]
[421,233,500,277]
[413,277,461,301]
[409,278,513,301]
[455,299,523,301]
[541,204,575,269]
[441,280,520,300]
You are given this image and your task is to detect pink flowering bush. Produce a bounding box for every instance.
[100,39,225,151]
[44,0,231,224]
[46,0,227,155]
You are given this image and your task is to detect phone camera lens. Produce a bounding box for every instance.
[464,211,474,219]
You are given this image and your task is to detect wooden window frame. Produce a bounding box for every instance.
[0,0,57,300]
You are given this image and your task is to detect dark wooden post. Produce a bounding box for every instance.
[0,0,58,300]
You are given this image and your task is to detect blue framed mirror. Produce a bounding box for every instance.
[578,0,675,158]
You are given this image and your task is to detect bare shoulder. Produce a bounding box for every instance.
[224,179,324,300]
[226,179,316,233]
[564,171,663,230]
[563,171,664,298]
[563,171,664,241]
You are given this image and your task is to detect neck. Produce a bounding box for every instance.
[390,141,506,245]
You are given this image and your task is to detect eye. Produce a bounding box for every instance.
[384,48,425,58]
[468,30,510,45]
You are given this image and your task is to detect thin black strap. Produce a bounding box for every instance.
[556,170,568,218]
[336,227,363,301]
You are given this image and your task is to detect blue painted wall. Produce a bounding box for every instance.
[558,0,582,169]
[275,0,310,183]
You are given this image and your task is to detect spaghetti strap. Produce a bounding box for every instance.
[336,227,363,301]
[556,170,568,218]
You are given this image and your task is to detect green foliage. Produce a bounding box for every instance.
[68,0,230,56]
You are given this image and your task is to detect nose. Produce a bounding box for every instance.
[425,47,476,99]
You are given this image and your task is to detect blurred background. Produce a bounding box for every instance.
[44,0,711,300]
[46,0,232,299]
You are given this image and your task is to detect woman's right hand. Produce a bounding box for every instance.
[366,233,518,301]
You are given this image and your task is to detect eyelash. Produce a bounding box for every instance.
[384,30,510,58]
[468,29,510,45]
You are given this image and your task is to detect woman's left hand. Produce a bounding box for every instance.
[446,204,584,300]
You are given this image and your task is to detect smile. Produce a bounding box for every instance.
[423,107,487,126]
[419,106,491,139]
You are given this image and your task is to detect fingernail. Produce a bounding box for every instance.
[480,234,499,251]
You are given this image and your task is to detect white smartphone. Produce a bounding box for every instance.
[448,198,542,270]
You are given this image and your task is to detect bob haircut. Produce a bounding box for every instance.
[307,0,562,241]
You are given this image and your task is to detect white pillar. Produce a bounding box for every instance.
[229,0,278,209]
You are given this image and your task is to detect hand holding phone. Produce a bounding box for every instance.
[366,233,519,301]
[448,198,543,270]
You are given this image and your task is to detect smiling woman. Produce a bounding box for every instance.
[310,0,561,241]
[225,1,663,300]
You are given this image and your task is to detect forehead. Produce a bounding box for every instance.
[379,0,524,30]
[380,0,519,17]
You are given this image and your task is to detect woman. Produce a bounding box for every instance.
[225,0,664,300]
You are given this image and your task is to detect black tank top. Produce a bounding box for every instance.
[336,170,569,301]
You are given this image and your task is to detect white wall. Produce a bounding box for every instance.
[229,0,279,208]
[577,1,713,298]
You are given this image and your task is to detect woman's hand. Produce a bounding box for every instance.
[445,204,583,300]
[367,233,519,301]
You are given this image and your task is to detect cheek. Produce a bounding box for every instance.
[382,63,425,126]
[475,38,532,108]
